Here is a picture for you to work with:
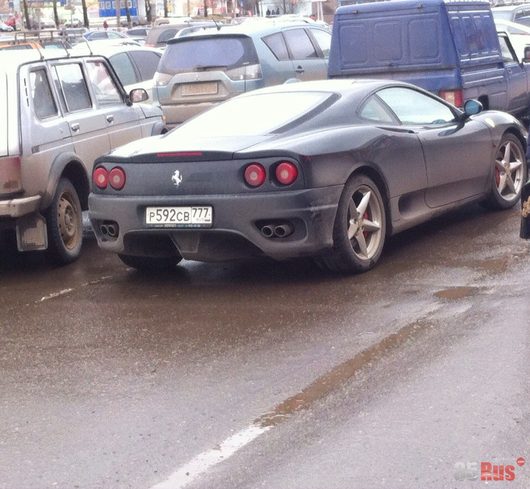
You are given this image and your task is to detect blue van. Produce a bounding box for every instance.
[328,0,530,116]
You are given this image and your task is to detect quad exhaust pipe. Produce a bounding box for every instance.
[260,222,294,239]
[99,221,119,239]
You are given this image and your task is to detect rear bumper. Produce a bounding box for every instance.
[0,195,41,218]
[161,101,220,127]
[89,186,343,262]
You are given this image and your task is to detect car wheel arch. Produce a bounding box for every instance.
[347,165,392,237]
[43,155,90,211]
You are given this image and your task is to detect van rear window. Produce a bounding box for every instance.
[158,36,259,75]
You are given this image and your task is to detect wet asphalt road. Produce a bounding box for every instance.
[1,203,529,489]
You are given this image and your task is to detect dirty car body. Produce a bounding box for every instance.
[89,79,527,273]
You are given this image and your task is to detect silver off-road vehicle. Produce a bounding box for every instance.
[0,50,165,264]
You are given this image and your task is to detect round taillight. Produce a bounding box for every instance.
[109,167,126,190]
[244,163,266,187]
[275,161,298,186]
[93,167,108,189]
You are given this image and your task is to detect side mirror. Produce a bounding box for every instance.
[524,45,530,63]
[129,88,149,103]
[463,99,483,116]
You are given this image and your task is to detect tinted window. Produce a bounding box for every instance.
[173,91,331,137]
[263,32,289,61]
[359,96,395,123]
[159,37,259,75]
[129,50,161,81]
[377,87,455,125]
[86,60,122,105]
[110,52,138,86]
[54,63,91,112]
[157,28,179,44]
[283,28,318,59]
[30,69,58,119]
[309,28,331,58]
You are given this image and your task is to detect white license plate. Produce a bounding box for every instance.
[145,206,213,227]
[181,82,218,96]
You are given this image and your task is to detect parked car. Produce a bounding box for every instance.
[153,22,331,126]
[495,19,530,59]
[144,23,195,48]
[71,44,162,99]
[0,50,165,264]
[83,29,130,41]
[89,80,527,272]
[126,26,150,44]
[328,0,530,117]
[0,20,14,32]
[492,3,530,27]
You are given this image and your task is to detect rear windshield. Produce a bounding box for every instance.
[169,91,332,137]
[158,36,259,75]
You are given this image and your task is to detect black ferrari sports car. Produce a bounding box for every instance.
[89,79,528,273]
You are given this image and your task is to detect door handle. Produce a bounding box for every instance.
[71,123,80,132]
[106,115,114,123]
[295,66,304,74]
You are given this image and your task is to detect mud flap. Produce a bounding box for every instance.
[16,213,48,251]
[520,181,530,239]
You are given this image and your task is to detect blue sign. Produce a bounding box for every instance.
[99,0,138,17]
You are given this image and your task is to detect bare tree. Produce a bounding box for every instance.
[81,0,89,27]
[52,0,59,28]
[22,0,30,30]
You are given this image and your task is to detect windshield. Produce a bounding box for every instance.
[169,91,332,138]
[158,36,259,75]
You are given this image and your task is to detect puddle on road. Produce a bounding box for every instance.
[433,286,483,301]
[256,318,433,428]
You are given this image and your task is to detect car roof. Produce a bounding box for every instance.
[69,43,161,56]
[168,19,326,42]
[0,50,105,73]
[238,79,414,97]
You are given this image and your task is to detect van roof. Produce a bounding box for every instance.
[336,0,491,15]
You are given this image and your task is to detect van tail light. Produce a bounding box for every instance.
[0,156,22,196]
[154,71,172,86]
[226,63,262,81]
[439,89,464,108]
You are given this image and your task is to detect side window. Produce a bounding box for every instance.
[89,31,108,40]
[30,69,58,120]
[359,96,396,123]
[283,28,318,60]
[377,87,456,125]
[86,60,123,105]
[499,35,517,63]
[309,28,331,58]
[110,52,138,86]
[129,51,161,81]
[54,63,92,112]
[262,32,289,61]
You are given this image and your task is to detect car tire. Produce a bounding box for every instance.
[318,174,386,273]
[118,254,182,272]
[46,178,83,264]
[483,133,527,210]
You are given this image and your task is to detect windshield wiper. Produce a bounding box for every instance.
[194,64,229,71]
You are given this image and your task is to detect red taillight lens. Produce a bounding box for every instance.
[439,89,463,108]
[244,163,266,187]
[93,166,108,189]
[109,167,126,190]
[275,162,298,186]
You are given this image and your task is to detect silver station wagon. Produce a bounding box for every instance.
[153,21,332,127]
[0,50,165,264]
